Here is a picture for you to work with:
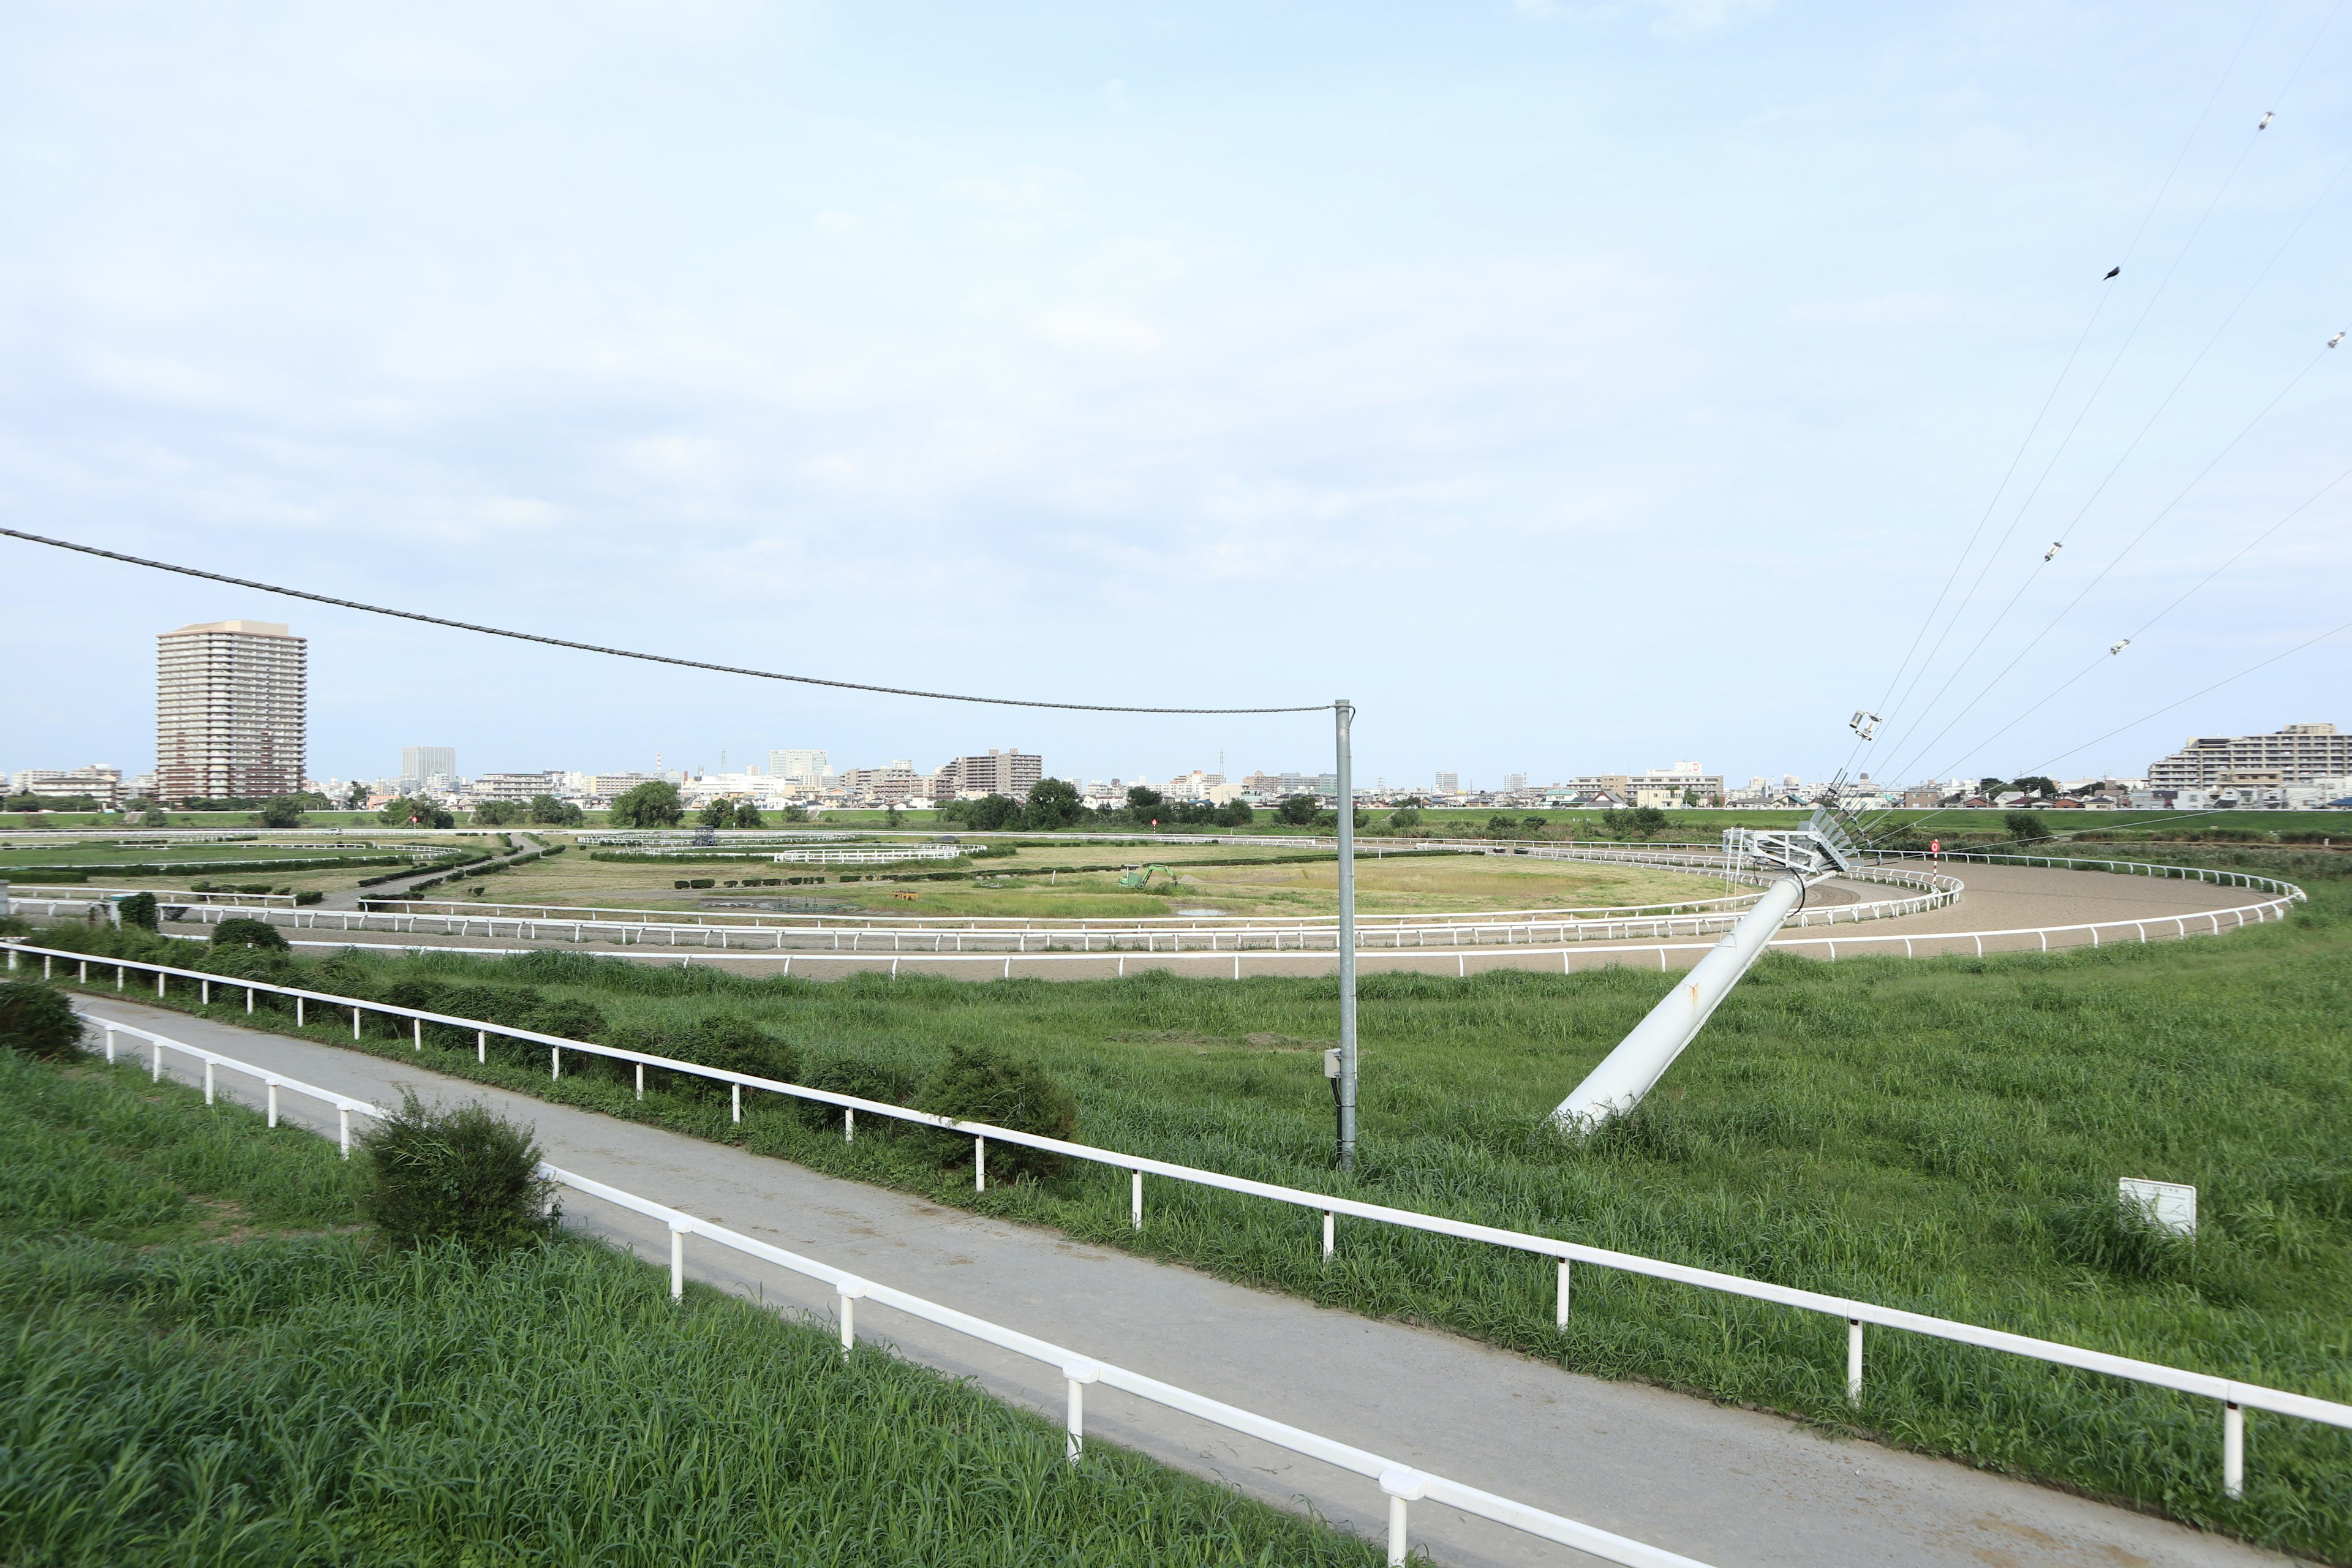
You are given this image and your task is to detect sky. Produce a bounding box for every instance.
[4,1,2351,792]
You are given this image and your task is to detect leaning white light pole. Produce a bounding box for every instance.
[1548,872,1804,1133]
[1336,698,1358,1170]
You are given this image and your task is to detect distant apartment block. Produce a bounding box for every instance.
[2147,723,2352,789]
[931,748,1042,800]
[840,765,922,804]
[1433,771,1460,793]
[1243,770,1339,799]
[1570,767,1725,808]
[769,748,829,783]
[473,770,568,803]
[402,745,457,786]
[9,766,124,807]
[156,620,306,801]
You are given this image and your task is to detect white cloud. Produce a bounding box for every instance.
[1031,306,1161,354]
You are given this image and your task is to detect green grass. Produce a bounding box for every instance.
[26,848,2352,1558]
[0,1043,1385,1566]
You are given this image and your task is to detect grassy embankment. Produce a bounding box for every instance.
[0,1033,1382,1564]
[20,850,2352,1556]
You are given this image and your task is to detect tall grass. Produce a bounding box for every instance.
[0,1051,1382,1566]
[26,850,2352,1555]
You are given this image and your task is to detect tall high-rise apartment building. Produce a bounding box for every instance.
[156,620,307,801]
[769,748,828,782]
[402,745,456,785]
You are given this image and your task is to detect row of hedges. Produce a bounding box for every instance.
[355,849,493,888]
[674,876,825,889]
[8,855,414,878]
[13,922,1079,1182]
[400,844,564,896]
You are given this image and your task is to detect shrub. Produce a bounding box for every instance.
[210,917,290,951]
[2047,1193,2196,1282]
[358,1091,558,1253]
[295,890,324,906]
[0,980,82,1059]
[672,1014,798,1090]
[2004,810,2046,843]
[797,1054,919,1126]
[913,1044,1078,1182]
[689,878,715,889]
[675,880,691,889]
[116,892,159,932]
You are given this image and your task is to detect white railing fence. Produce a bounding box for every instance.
[70,1009,1710,1568]
[74,871,2294,981]
[20,938,2345,1504]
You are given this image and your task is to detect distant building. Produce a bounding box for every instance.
[1502,773,1528,791]
[2147,723,2352,790]
[473,770,567,804]
[840,765,922,804]
[9,765,123,807]
[1570,767,1724,808]
[769,748,828,783]
[1243,770,1340,801]
[1433,772,1460,793]
[156,620,306,801]
[402,746,456,787]
[930,748,1042,801]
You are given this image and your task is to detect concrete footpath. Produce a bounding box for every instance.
[75,996,2293,1568]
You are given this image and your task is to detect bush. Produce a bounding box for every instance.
[210,917,290,951]
[295,890,324,906]
[913,1044,1078,1182]
[672,1013,798,1088]
[797,1054,919,1127]
[0,980,82,1060]
[2004,810,2046,842]
[2048,1193,2196,1282]
[358,1091,558,1253]
[116,892,159,932]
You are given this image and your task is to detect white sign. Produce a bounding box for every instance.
[2119,1177,2196,1236]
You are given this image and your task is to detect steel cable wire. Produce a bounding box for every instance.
[1852,7,2277,781]
[0,528,1330,715]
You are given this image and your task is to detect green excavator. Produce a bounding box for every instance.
[1117,864,1175,889]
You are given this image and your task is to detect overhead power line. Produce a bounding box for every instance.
[0,528,1329,716]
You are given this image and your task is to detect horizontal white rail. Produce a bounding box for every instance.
[18,919,2337,1507]
[67,1009,1708,1568]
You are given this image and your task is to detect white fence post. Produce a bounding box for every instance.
[975,1136,986,1192]
[733,1082,742,1123]
[1558,1259,1572,1327]
[1848,1319,1864,1406]
[1063,1359,1099,1463]
[337,1104,352,1158]
[1323,1209,1335,1261]
[1380,1468,1425,1567]
[203,1060,215,1104]
[478,1030,488,1064]
[266,1080,279,1127]
[670,1224,687,1302]
[837,1280,866,1355]
[1131,1170,1143,1230]
[2225,1401,2245,1499]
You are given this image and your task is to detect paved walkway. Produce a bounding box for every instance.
[73,996,2293,1568]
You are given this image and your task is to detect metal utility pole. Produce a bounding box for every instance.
[1335,698,1357,1170]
